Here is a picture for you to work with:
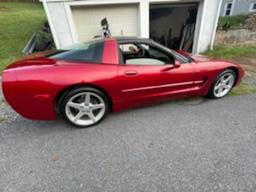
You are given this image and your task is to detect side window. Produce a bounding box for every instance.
[250,3,256,12]
[119,43,173,66]
[49,41,104,63]
[224,2,232,16]
[140,44,172,64]
[119,44,140,54]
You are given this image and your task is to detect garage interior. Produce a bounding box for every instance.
[150,3,198,53]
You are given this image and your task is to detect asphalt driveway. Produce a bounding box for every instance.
[0,91,256,192]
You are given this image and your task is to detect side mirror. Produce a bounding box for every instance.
[161,60,181,72]
[174,60,181,68]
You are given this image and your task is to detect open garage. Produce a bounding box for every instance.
[150,3,198,52]
[41,0,222,54]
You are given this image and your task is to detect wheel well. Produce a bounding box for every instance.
[226,67,239,85]
[55,83,113,114]
[206,67,240,98]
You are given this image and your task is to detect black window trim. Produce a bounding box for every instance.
[225,2,233,16]
[117,39,190,66]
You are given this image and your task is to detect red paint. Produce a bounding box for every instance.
[2,38,244,120]
[102,38,119,65]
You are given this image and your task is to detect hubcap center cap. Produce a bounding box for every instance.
[83,106,90,112]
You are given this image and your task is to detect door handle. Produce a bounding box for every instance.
[124,70,138,76]
[161,66,175,72]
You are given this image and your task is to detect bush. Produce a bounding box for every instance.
[218,14,247,31]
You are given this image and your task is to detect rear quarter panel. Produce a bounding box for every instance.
[3,62,118,120]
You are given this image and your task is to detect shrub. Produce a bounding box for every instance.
[218,14,247,31]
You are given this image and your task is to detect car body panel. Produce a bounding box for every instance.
[3,59,119,119]
[117,63,198,109]
[2,37,244,120]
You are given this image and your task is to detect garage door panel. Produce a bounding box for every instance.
[71,4,139,42]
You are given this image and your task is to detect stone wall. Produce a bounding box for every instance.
[215,29,256,46]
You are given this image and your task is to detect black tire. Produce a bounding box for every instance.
[207,69,236,99]
[60,87,110,128]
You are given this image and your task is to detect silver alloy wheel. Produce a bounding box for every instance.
[65,92,106,126]
[214,72,235,98]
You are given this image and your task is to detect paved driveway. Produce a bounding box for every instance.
[0,91,256,192]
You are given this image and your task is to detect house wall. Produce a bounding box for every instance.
[220,0,256,16]
[197,0,222,52]
[220,0,233,16]
[42,0,222,54]
[44,2,73,48]
[233,0,253,15]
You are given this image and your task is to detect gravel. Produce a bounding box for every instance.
[0,78,19,123]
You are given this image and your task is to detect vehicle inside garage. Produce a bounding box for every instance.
[150,3,198,53]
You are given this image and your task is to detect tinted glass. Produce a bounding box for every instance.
[225,10,231,16]
[151,41,191,63]
[49,41,104,63]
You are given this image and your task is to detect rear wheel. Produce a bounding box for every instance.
[60,87,109,128]
[208,69,236,99]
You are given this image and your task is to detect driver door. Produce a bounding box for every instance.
[118,42,197,106]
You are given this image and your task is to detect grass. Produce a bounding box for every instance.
[204,46,256,60]
[0,2,46,72]
[230,82,256,96]
[218,14,247,31]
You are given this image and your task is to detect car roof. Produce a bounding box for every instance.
[83,36,151,44]
[114,36,151,44]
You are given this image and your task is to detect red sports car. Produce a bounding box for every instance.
[2,37,244,127]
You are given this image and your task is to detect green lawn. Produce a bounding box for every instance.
[231,83,256,96]
[0,2,46,72]
[204,46,256,60]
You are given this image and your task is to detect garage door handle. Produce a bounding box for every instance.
[125,71,138,76]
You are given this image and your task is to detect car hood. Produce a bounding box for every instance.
[5,51,56,70]
[190,54,211,62]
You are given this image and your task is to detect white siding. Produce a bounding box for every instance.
[221,0,256,16]
[71,4,139,42]
[42,0,221,54]
[197,0,222,52]
[46,2,74,48]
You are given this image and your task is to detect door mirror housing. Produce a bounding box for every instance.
[174,60,181,68]
[161,60,181,72]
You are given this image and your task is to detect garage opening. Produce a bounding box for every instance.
[150,3,198,53]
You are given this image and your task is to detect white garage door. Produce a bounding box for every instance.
[71,4,139,42]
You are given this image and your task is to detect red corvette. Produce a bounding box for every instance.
[2,37,244,127]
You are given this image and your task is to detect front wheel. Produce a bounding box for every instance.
[208,69,236,99]
[60,87,109,128]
